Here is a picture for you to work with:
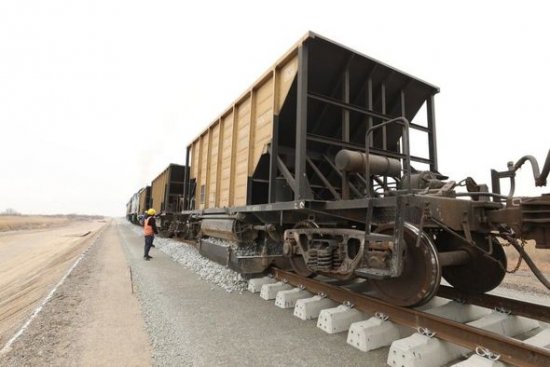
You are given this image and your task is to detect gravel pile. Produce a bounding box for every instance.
[129,224,248,293]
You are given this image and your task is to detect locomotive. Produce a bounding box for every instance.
[128,32,550,307]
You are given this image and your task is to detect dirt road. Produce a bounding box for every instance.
[0,218,106,345]
[1,219,152,366]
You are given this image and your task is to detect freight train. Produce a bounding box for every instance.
[126,32,550,307]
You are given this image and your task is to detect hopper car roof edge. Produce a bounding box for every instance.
[308,31,440,92]
[185,30,440,149]
[151,163,186,183]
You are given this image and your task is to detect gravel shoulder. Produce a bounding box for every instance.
[117,220,387,367]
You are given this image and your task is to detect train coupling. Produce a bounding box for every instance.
[520,194,550,249]
[488,193,550,249]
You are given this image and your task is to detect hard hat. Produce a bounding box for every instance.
[147,208,156,216]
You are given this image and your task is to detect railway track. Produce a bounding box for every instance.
[247,269,550,367]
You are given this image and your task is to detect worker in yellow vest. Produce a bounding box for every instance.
[143,208,159,260]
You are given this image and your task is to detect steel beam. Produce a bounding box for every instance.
[342,68,350,143]
[308,134,432,165]
[277,155,297,193]
[308,92,395,122]
[311,54,355,133]
[306,157,340,199]
[322,155,362,197]
[427,94,438,171]
[295,44,311,200]
[438,285,550,324]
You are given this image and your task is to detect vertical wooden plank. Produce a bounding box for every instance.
[273,68,280,115]
[229,106,238,206]
[234,98,251,205]
[269,69,279,203]
[197,136,204,208]
[215,118,224,207]
[205,128,213,208]
[220,113,232,206]
[208,123,220,208]
[247,90,257,176]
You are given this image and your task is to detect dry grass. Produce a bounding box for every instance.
[503,240,550,272]
[500,240,550,296]
[0,215,70,232]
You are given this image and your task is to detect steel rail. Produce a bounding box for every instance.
[437,285,550,324]
[272,268,550,367]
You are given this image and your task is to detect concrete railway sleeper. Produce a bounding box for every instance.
[255,268,550,367]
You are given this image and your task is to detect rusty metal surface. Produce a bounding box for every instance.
[334,149,401,177]
[364,222,441,307]
[272,268,550,367]
[435,232,507,294]
[198,238,230,266]
[437,285,550,324]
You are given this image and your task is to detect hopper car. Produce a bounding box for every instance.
[130,32,550,307]
[126,186,151,224]
[149,163,189,233]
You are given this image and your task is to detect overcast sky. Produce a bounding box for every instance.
[1,1,549,216]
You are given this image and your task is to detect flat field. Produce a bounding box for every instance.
[0,215,70,232]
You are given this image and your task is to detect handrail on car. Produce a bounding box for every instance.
[364,117,412,195]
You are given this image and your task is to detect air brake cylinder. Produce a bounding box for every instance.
[335,149,401,177]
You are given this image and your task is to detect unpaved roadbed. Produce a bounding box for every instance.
[0,219,106,347]
[1,220,151,366]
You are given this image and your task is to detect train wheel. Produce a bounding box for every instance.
[289,256,315,277]
[287,220,318,277]
[369,223,441,307]
[436,232,506,294]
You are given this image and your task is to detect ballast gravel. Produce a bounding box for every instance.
[120,220,385,367]
[129,225,248,293]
